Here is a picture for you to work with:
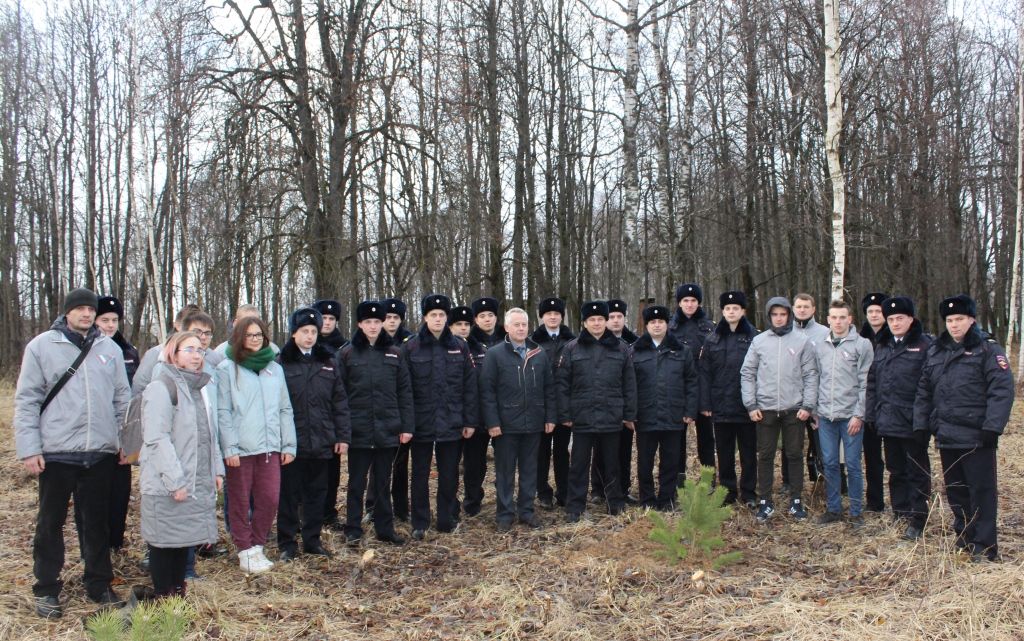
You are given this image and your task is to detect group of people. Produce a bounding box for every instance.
[12,284,1013,620]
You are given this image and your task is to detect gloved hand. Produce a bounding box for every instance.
[915,430,932,446]
[979,430,999,449]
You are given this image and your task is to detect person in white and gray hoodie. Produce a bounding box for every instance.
[807,300,874,529]
[785,293,831,492]
[13,288,131,618]
[740,296,817,524]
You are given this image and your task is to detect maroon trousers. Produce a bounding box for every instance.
[225,453,281,551]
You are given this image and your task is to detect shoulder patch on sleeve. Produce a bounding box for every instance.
[996,354,1009,370]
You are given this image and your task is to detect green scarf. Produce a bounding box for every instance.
[226,345,276,373]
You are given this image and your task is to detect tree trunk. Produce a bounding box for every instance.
[824,0,845,301]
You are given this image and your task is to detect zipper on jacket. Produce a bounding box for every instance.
[830,340,837,420]
[776,335,781,412]
[84,346,93,452]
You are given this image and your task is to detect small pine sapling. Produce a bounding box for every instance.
[648,466,743,570]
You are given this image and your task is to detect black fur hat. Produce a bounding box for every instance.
[538,297,566,317]
[581,300,609,321]
[449,305,474,326]
[471,297,500,317]
[421,294,452,316]
[312,299,342,319]
[881,296,915,319]
[861,292,888,313]
[381,298,407,320]
[642,305,671,324]
[676,283,703,304]
[939,294,976,319]
[356,301,387,323]
[97,295,124,319]
[607,299,628,315]
[719,290,746,309]
[289,307,323,334]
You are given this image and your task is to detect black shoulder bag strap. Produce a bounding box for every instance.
[39,334,97,415]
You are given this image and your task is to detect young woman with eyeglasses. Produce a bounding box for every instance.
[216,316,296,573]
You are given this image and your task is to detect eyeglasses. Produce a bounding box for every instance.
[178,347,207,356]
[190,330,213,339]
[245,333,264,341]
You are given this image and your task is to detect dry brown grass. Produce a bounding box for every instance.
[0,380,1022,640]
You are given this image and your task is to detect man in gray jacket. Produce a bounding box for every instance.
[740,297,817,524]
[808,300,874,529]
[13,288,132,618]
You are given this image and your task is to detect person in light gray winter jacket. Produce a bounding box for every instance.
[740,296,817,524]
[140,331,223,598]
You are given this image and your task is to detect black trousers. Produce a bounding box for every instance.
[537,425,571,505]
[567,431,624,515]
[636,430,681,508]
[883,436,931,529]
[277,457,329,553]
[367,441,411,520]
[862,425,886,511]
[149,546,189,596]
[940,447,998,559]
[781,420,820,484]
[411,440,461,532]
[461,430,491,515]
[74,461,132,551]
[591,427,633,497]
[493,432,541,522]
[346,447,398,539]
[323,453,342,524]
[714,421,758,503]
[33,456,116,598]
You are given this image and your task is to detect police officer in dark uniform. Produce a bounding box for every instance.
[402,295,479,540]
[338,301,414,546]
[312,298,349,531]
[558,301,638,522]
[532,297,576,508]
[592,298,639,504]
[866,296,933,540]
[859,292,889,513]
[699,290,759,508]
[914,295,1014,562]
[312,299,348,352]
[448,305,486,523]
[668,284,717,483]
[630,305,698,509]
[461,298,504,518]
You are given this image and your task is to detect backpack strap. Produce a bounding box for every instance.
[154,373,178,406]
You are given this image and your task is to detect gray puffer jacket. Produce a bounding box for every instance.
[140,366,222,548]
[740,297,818,413]
[134,341,224,397]
[808,329,874,420]
[14,318,131,460]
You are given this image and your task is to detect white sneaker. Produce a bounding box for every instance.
[252,546,275,570]
[238,547,270,574]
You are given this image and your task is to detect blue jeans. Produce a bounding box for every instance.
[817,418,864,516]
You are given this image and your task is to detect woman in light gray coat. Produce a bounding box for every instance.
[140,331,224,598]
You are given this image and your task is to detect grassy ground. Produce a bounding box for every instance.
[0,382,1022,640]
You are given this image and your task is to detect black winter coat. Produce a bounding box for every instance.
[337,329,415,449]
[112,330,140,387]
[556,329,638,432]
[865,321,932,438]
[698,317,759,423]
[320,328,348,353]
[617,327,639,345]
[390,325,415,344]
[531,325,576,376]
[859,321,881,345]
[463,333,487,367]
[630,333,698,432]
[471,325,507,350]
[914,325,1015,449]
[479,338,557,434]
[669,307,716,351]
[277,340,352,459]
[402,325,479,442]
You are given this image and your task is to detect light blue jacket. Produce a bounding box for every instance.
[216,359,296,458]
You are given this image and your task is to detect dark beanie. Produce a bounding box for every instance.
[607,299,628,315]
[313,299,342,319]
[356,300,387,323]
[642,305,670,324]
[381,298,407,320]
[720,290,746,309]
[289,307,323,334]
[449,306,474,325]
[472,297,500,317]
[861,292,888,313]
[97,295,124,319]
[64,288,98,315]
[538,297,566,317]
[939,294,976,319]
[676,283,703,304]
[422,294,452,315]
[581,300,609,321]
[881,296,915,319]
